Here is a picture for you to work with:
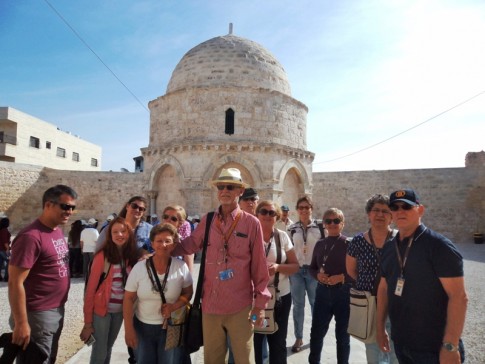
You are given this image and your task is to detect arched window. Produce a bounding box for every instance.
[225,108,235,135]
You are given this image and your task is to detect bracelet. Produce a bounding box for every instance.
[179,295,189,304]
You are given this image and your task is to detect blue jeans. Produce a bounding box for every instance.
[91,312,123,364]
[289,266,317,339]
[133,316,182,364]
[394,340,465,364]
[365,319,398,364]
[0,251,8,280]
[308,283,350,364]
[254,293,292,364]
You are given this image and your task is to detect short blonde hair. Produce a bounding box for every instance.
[323,208,344,222]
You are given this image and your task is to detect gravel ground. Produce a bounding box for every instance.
[1,241,484,363]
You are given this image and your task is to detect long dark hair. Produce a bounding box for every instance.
[118,196,148,218]
[99,216,138,268]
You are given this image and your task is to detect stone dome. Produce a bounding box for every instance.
[166,34,291,96]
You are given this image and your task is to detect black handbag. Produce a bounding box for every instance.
[184,212,214,354]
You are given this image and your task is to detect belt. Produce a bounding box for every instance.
[318,282,343,288]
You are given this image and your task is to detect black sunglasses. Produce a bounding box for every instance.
[163,214,179,223]
[390,203,415,211]
[130,202,146,212]
[216,184,237,191]
[258,208,277,217]
[52,201,76,211]
[324,218,341,225]
[242,197,258,202]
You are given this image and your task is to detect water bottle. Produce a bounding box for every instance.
[251,314,268,327]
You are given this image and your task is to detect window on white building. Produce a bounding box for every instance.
[57,147,66,158]
[72,152,80,162]
[91,158,98,167]
[46,141,51,149]
[29,136,40,148]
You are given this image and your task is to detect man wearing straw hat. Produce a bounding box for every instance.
[174,167,270,364]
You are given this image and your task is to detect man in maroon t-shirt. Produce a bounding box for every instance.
[8,184,77,364]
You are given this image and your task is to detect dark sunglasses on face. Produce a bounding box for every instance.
[297,205,311,210]
[216,184,237,191]
[390,203,415,212]
[52,201,76,211]
[163,214,179,223]
[242,197,258,202]
[324,218,341,225]
[130,202,146,212]
[258,208,277,217]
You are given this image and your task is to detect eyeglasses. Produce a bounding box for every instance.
[370,208,391,215]
[52,201,76,211]
[390,204,415,212]
[130,203,146,212]
[297,205,311,210]
[216,184,237,191]
[258,208,277,217]
[242,197,258,202]
[324,218,342,225]
[163,214,179,223]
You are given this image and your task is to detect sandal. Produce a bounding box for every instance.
[291,339,303,352]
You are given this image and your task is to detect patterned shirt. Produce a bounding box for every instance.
[347,232,381,291]
[173,206,270,314]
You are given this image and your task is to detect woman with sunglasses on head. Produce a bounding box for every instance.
[161,205,194,273]
[346,194,398,364]
[308,208,352,364]
[81,217,138,364]
[254,201,299,364]
[123,223,193,364]
[287,196,325,353]
[96,196,153,255]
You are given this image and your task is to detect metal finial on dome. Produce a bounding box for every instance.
[229,23,233,35]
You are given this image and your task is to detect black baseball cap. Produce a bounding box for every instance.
[390,189,420,206]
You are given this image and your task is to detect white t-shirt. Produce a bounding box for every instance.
[125,258,192,325]
[80,227,100,253]
[265,229,294,297]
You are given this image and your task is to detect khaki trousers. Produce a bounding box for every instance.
[203,305,255,364]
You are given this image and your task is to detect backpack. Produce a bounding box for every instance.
[84,257,111,292]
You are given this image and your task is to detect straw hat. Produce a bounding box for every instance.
[210,168,248,188]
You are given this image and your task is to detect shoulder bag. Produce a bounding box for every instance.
[347,230,395,343]
[184,212,214,353]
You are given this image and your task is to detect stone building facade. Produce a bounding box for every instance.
[0,32,484,242]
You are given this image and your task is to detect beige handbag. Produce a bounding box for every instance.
[347,288,377,343]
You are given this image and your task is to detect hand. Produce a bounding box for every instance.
[125,326,138,349]
[317,272,330,284]
[161,303,175,318]
[440,347,461,364]
[267,263,278,276]
[80,326,94,342]
[12,322,31,350]
[376,329,391,353]
[249,308,265,328]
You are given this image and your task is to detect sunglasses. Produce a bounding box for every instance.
[130,202,146,212]
[297,205,311,210]
[163,214,179,223]
[324,218,341,225]
[52,201,76,211]
[390,204,415,212]
[216,184,237,191]
[258,208,277,217]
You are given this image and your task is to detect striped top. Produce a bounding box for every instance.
[108,264,124,313]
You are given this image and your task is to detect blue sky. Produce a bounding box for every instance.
[1,0,484,172]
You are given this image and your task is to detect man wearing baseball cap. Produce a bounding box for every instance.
[377,189,467,363]
[275,204,294,232]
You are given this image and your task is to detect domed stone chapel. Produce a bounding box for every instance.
[142,29,315,215]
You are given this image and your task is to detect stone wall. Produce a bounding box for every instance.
[1,151,484,243]
[311,162,485,243]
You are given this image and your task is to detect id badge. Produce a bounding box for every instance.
[219,268,234,281]
[395,277,405,296]
[303,245,307,255]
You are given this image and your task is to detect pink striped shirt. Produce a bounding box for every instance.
[108,264,124,312]
[174,206,270,314]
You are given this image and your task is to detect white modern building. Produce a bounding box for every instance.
[0,107,101,171]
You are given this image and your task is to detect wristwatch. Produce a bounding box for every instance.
[442,342,458,352]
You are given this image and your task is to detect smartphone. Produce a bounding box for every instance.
[86,334,96,346]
